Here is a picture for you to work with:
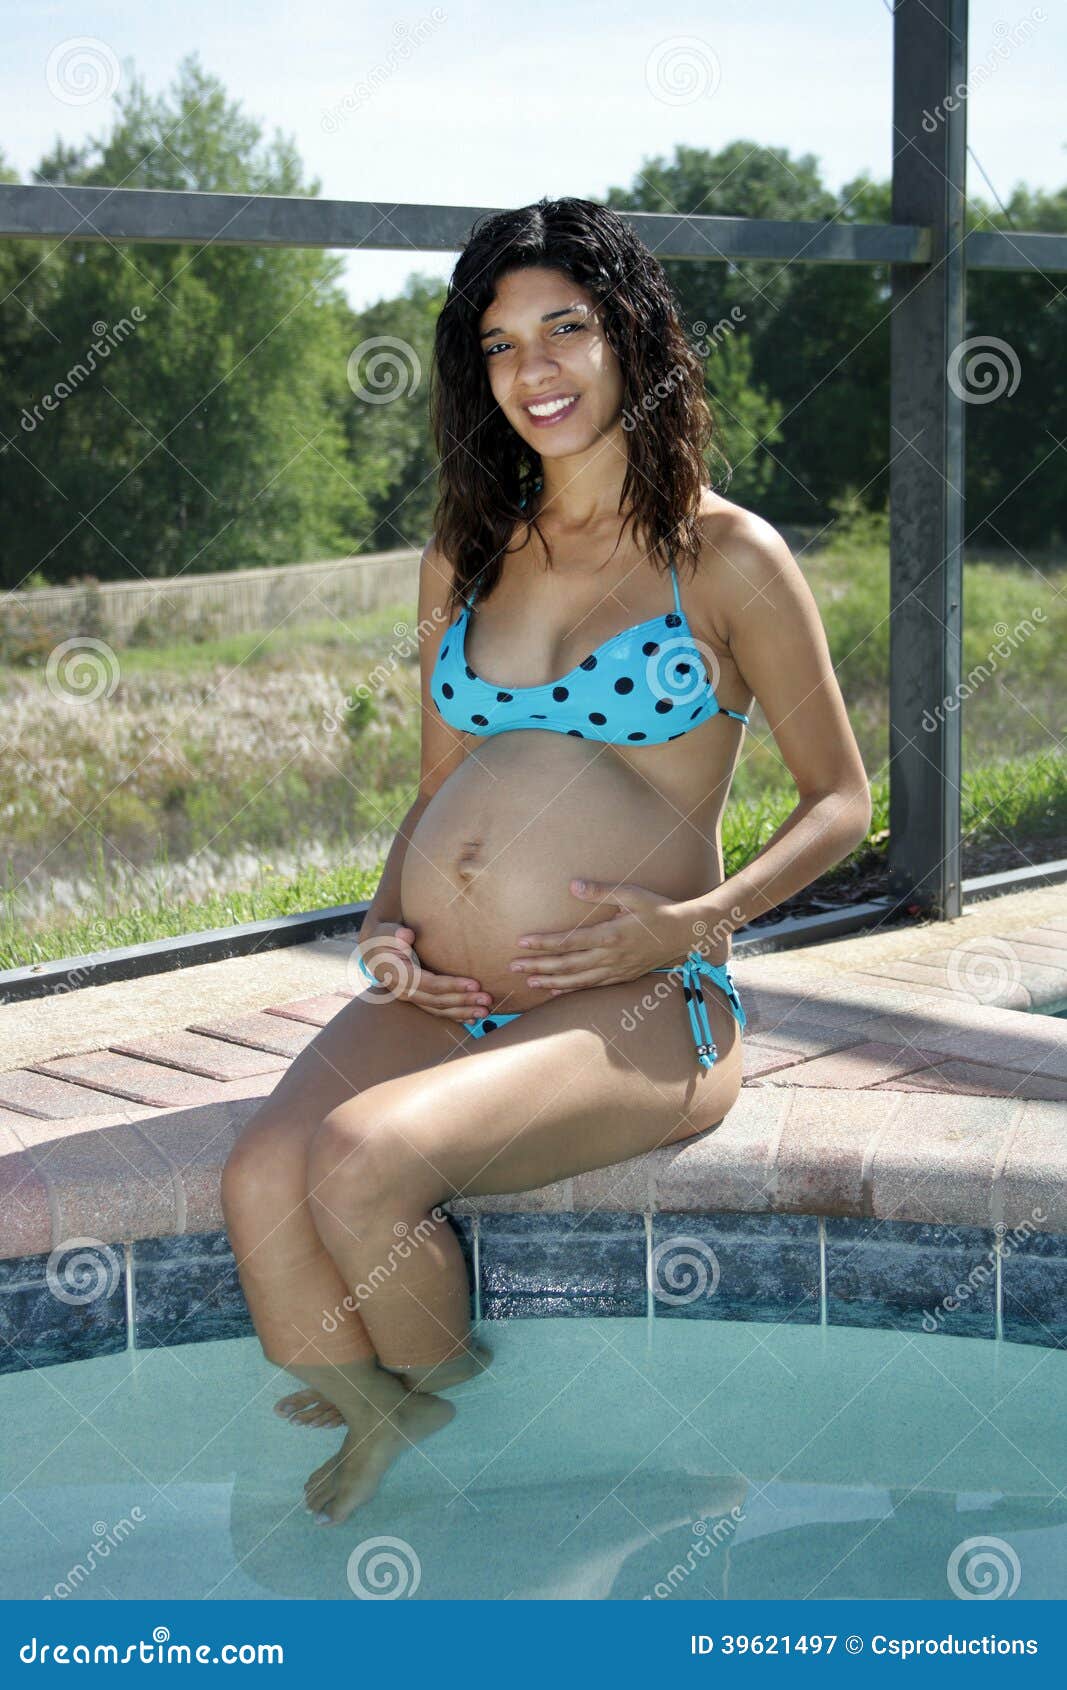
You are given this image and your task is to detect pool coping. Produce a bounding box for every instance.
[1,904,1065,1370]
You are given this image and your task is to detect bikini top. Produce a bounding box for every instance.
[430,555,750,747]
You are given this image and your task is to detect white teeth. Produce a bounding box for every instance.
[528,395,577,417]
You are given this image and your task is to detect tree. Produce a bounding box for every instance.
[606,145,891,525]
[964,182,1067,551]
[336,274,449,556]
[1,53,379,588]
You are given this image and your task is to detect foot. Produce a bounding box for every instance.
[278,1339,493,1426]
[274,1388,345,1429]
[304,1385,455,1524]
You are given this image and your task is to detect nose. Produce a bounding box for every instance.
[513,344,560,393]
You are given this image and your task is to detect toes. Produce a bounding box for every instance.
[276,1390,345,1428]
[274,1395,303,1418]
[322,1483,365,1526]
[305,1447,345,1514]
[305,1454,338,1489]
[304,1458,336,1501]
[305,1477,335,1514]
[276,1389,319,1419]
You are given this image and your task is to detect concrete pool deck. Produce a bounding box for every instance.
[0,884,1065,1366]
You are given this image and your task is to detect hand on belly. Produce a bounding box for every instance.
[399,733,708,1014]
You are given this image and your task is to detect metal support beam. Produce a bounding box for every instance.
[0,184,928,265]
[2,181,1060,270]
[966,228,1067,273]
[888,0,969,919]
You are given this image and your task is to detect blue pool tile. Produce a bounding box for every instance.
[134,1217,476,1348]
[1001,1228,1067,1349]
[479,1212,646,1319]
[447,1212,474,1283]
[439,1212,476,1320]
[651,1211,819,1324]
[481,1292,643,1320]
[0,1243,127,1373]
[134,1232,236,1265]
[825,1217,996,1338]
[133,1231,253,1348]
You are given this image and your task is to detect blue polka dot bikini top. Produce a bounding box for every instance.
[430,544,750,747]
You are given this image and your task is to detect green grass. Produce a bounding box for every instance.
[107,601,420,677]
[0,858,385,971]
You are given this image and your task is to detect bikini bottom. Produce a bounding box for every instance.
[461,949,747,1071]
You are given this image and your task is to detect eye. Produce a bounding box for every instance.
[484,320,586,358]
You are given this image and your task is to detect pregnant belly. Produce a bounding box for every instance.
[399,732,713,1014]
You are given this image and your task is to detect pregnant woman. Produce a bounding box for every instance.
[222,196,872,1526]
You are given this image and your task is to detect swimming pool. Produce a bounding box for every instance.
[2,1317,1064,1601]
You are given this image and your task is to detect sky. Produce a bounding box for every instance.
[1,0,1063,311]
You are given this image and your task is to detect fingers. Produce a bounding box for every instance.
[405,969,494,1019]
[366,978,486,1021]
[408,987,490,1022]
[515,930,589,953]
[541,970,610,991]
[416,971,492,1009]
[512,950,604,981]
[419,970,485,996]
[415,993,486,1020]
[516,917,622,952]
[361,931,494,1019]
[412,968,503,1021]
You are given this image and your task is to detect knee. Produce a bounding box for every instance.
[305,1108,426,1230]
[220,1108,299,1233]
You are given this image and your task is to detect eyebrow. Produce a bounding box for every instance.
[478,302,589,342]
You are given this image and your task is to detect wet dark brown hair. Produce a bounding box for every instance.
[429,195,727,618]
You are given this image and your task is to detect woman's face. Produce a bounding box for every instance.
[478,265,625,457]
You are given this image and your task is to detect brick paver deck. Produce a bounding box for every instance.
[0,909,1064,1261]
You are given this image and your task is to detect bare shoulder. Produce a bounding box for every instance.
[692,493,802,642]
[420,532,455,595]
[418,532,468,624]
[416,533,464,660]
[416,535,473,794]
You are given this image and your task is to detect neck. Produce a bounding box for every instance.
[533,434,632,533]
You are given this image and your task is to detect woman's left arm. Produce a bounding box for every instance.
[510,515,873,990]
[676,512,873,948]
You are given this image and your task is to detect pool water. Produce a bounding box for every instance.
[2,1319,1065,1601]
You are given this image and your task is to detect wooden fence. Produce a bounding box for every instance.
[1,549,423,646]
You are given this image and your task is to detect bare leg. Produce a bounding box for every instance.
[221,991,490,1433]
[302,969,742,1520]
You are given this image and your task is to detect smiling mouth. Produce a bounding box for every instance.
[524,394,580,425]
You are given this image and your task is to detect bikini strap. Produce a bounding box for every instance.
[671,561,748,725]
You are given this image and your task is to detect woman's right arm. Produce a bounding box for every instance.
[358,535,470,940]
[356,539,492,1020]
